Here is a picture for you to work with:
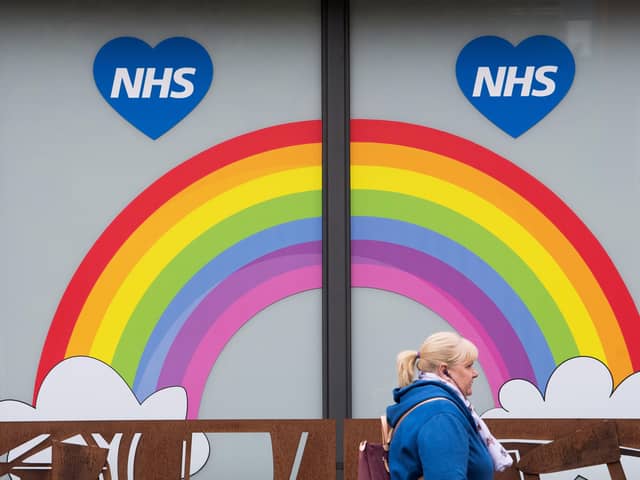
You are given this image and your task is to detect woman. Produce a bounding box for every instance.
[386,331,512,479]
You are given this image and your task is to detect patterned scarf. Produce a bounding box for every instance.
[417,372,513,472]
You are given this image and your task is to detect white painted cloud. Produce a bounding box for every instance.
[482,356,640,480]
[483,356,640,418]
[0,356,209,478]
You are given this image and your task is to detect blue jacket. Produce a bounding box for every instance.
[386,380,493,480]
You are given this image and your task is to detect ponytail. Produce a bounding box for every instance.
[396,350,419,387]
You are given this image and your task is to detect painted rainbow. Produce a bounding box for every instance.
[35,120,640,417]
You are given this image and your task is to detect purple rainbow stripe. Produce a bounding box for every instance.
[159,252,322,391]
[353,240,536,382]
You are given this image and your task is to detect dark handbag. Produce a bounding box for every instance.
[356,397,448,480]
[357,416,392,480]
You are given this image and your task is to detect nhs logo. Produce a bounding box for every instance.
[456,36,575,138]
[94,37,213,139]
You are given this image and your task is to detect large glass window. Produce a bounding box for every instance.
[351,0,640,423]
[1,1,321,477]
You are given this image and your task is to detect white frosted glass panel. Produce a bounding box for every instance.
[0,0,322,430]
[351,0,640,425]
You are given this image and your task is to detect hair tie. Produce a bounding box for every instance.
[416,351,421,360]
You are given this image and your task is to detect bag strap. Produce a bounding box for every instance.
[380,415,391,445]
[381,396,451,450]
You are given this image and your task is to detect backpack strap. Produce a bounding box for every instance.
[382,396,452,451]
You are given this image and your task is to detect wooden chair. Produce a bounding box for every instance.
[516,421,626,480]
[51,440,110,480]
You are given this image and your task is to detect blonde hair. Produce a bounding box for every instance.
[396,331,478,387]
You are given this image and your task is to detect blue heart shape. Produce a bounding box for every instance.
[94,37,213,140]
[456,35,575,138]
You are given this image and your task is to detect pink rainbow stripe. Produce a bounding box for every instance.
[183,266,321,418]
[352,263,508,397]
[180,261,509,417]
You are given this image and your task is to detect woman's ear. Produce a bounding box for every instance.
[438,364,450,378]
